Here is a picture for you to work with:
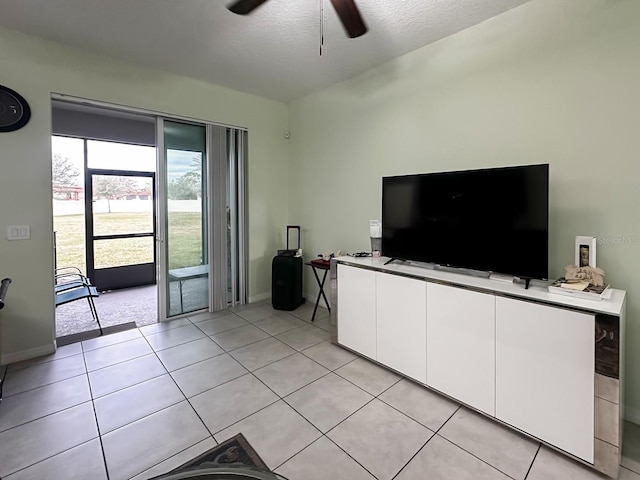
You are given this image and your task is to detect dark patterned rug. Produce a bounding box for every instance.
[151,433,287,479]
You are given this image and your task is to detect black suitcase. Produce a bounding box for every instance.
[272,226,304,311]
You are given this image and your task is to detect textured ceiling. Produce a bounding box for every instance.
[0,0,532,102]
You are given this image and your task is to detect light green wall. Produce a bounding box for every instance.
[0,27,289,361]
[289,0,640,418]
[2,0,639,419]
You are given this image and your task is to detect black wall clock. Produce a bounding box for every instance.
[0,85,31,132]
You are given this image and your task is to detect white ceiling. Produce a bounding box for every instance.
[0,0,532,102]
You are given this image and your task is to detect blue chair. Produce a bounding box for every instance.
[0,277,10,310]
[54,267,102,334]
[0,277,11,401]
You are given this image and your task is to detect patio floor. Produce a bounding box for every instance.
[55,285,158,338]
[55,278,214,339]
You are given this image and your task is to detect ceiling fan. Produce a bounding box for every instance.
[227,0,368,38]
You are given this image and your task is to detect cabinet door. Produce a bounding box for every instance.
[496,297,594,462]
[337,265,377,359]
[426,283,496,415]
[376,273,427,383]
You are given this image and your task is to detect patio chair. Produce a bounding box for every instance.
[54,267,102,334]
[0,277,11,401]
[0,277,10,310]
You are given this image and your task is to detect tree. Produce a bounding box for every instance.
[52,153,81,186]
[93,176,137,213]
[167,157,203,200]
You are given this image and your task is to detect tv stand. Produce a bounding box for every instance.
[383,257,405,266]
[433,264,490,278]
[511,277,532,290]
[331,257,626,478]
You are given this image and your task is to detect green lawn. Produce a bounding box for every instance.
[54,212,204,273]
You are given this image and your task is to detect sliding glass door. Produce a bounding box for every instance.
[160,120,208,317]
[157,118,247,320]
[52,95,248,327]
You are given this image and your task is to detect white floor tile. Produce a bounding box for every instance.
[88,353,167,398]
[527,446,609,480]
[156,337,224,372]
[277,436,376,480]
[396,435,510,480]
[285,373,373,433]
[3,354,86,397]
[327,399,433,480]
[234,305,280,323]
[0,375,91,433]
[191,374,278,433]
[195,315,249,335]
[102,401,210,480]
[139,318,191,336]
[188,310,234,323]
[0,402,98,478]
[216,400,321,469]
[130,437,217,480]
[307,314,334,332]
[83,337,152,371]
[230,337,296,371]
[209,324,270,351]
[170,353,248,398]
[302,341,358,371]
[145,324,207,351]
[228,302,265,314]
[253,315,307,336]
[439,408,539,480]
[81,328,142,352]
[7,343,82,371]
[253,353,329,397]
[335,357,400,396]
[4,439,107,480]
[94,374,185,433]
[288,303,330,323]
[379,379,459,431]
[275,325,331,351]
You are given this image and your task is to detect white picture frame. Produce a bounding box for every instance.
[575,236,597,268]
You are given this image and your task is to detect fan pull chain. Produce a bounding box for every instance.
[320,0,324,55]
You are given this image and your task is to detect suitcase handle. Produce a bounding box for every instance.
[287,225,301,251]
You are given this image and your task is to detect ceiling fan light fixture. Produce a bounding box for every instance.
[227,0,269,15]
[329,0,367,38]
[227,0,368,40]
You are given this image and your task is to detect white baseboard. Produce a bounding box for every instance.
[247,292,329,310]
[1,343,56,366]
[303,292,329,310]
[248,292,271,303]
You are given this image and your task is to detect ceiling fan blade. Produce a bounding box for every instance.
[227,0,269,15]
[329,0,368,38]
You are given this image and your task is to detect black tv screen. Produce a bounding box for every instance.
[382,164,549,280]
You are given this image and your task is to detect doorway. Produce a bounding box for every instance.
[52,97,248,341]
[162,120,209,317]
[87,170,156,291]
[53,134,158,338]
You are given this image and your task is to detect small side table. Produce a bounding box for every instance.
[168,265,209,312]
[305,259,331,322]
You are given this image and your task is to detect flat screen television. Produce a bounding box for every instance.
[382,164,549,280]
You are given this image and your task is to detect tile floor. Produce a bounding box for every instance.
[1,301,639,480]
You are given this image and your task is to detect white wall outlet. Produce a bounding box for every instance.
[7,225,30,240]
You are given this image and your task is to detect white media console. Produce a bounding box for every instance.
[329,256,626,478]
